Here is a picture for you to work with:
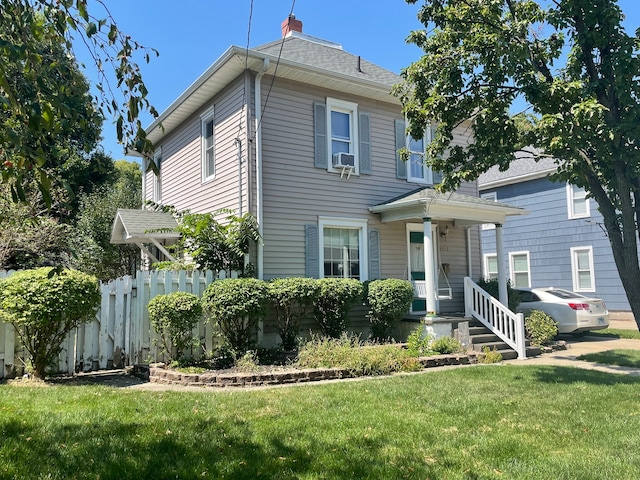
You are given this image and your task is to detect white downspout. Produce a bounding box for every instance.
[255,58,269,281]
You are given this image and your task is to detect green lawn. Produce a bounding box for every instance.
[577,349,640,368]
[2,365,640,479]
[586,328,640,339]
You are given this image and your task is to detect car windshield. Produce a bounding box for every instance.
[544,289,585,299]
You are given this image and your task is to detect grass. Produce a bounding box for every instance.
[585,328,640,340]
[577,349,640,368]
[2,365,640,479]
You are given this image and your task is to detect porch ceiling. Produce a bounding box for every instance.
[369,187,527,225]
[110,209,180,245]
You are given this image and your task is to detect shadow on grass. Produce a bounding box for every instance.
[576,349,640,368]
[530,364,640,385]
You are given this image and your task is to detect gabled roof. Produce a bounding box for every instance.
[144,32,401,148]
[478,151,558,190]
[110,209,180,245]
[370,187,527,225]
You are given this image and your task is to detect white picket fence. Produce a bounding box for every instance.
[0,269,235,379]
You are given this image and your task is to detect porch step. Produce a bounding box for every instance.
[467,321,541,360]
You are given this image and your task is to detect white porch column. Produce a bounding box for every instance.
[423,217,437,316]
[495,223,508,307]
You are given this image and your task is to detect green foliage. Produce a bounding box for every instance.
[524,309,558,346]
[313,278,364,338]
[0,267,99,378]
[175,209,260,276]
[296,334,422,376]
[152,261,196,271]
[0,0,158,200]
[234,350,260,373]
[148,292,203,362]
[398,0,640,329]
[366,279,414,342]
[430,336,463,355]
[478,346,503,364]
[268,277,320,350]
[477,278,521,311]
[406,325,432,357]
[201,278,269,354]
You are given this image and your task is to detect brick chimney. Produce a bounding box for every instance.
[281,14,302,37]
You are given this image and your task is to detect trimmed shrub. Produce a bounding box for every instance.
[313,278,364,338]
[431,336,464,354]
[477,278,521,311]
[0,268,100,379]
[406,325,433,357]
[148,292,203,362]
[366,279,414,341]
[201,278,269,354]
[268,277,320,350]
[525,309,558,346]
[479,346,503,364]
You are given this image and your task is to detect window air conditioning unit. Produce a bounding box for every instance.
[332,152,355,168]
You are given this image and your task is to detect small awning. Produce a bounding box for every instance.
[369,187,527,226]
[110,209,180,244]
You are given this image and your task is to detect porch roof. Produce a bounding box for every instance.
[369,187,527,226]
[110,209,180,245]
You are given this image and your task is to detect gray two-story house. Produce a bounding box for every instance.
[118,16,524,344]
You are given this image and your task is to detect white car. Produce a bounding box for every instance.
[515,287,609,334]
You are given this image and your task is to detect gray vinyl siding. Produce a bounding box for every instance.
[481,177,632,311]
[144,75,250,215]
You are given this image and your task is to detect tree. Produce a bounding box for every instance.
[397,0,640,329]
[0,0,158,200]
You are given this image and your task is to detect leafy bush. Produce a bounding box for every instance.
[525,309,558,346]
[476,278,521,311]
[430,336,464,354]
[406,325,433,357]
[201,278,269,354]
[313,278,363,338]
[0,268,100,378]
[148,292,203,362]
[268,277,320,350]
[296,334,421,376]
[478,346,503,364]
[366,279,414,342]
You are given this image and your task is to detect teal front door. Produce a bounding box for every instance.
[409,231,426,311]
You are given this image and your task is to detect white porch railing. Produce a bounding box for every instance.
[463,276,526,359]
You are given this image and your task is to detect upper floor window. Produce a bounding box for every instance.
[481,192,498,230]
[153,148,162,203]
[407,125,435,184]
[567,183,589,219]
[571,246,595,292]
[509,251,531,288]
[327,98,359,174]
[201,106,215,182]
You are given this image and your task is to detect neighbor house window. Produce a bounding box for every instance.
[481,192,498,230]
[484,254,498,280]
[201,106,215,181]
[567,183,589,219]
[152,148,162,203]
[509,251,531,288]
[327,97,358,174]
[407,125,435,184]
[571,246,595,292]
[319,217,368,280]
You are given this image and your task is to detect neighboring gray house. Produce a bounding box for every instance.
[122,16,524,343]
[479,155,631,313]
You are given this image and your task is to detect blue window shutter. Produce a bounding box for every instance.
[359,112,371,174]
[314,102,327,169]
[305,224,319,278]
[395,119,407,179]
[368,228,381,280]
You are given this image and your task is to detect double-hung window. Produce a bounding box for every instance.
[509,251,531,288]
[484,254,498,280]
[571,246,595,291]
[407,125,434,184]
[201,106,215,182]
[567,183,589,219]
[152,148,162,203]
[319,217,368,280]
[327,98,358,174]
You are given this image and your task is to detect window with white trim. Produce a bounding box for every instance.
[152,148,162,203]
[319,217,368,280]
[481,192,497,230]
[567,183,590,219]
[327,98,359,174]
[484,254,498,280]
[407,125,434,184]
[201,106,215,182]
[509,251,531,288]
[571,246,595,291]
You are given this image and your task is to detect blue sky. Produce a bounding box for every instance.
[75,1,639,162]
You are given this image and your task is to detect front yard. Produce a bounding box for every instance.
[2,365,640,479]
